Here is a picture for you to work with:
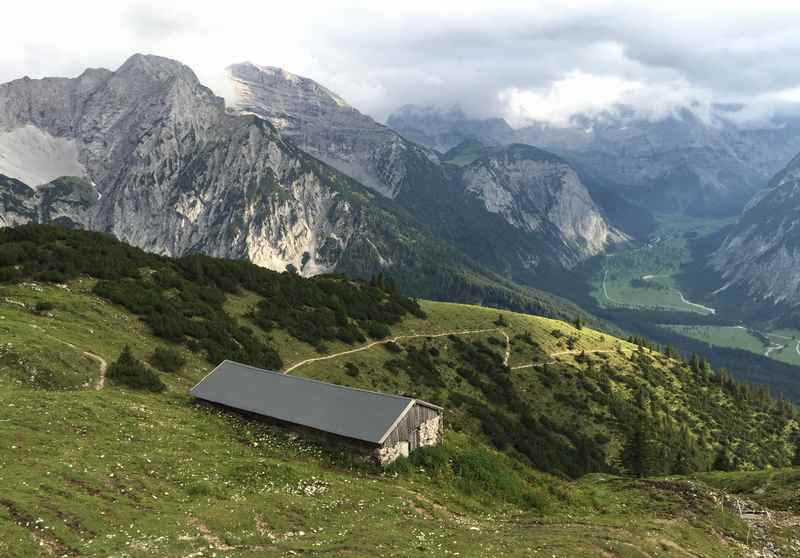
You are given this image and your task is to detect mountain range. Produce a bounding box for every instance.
[388,104,800,218]
[0,55,621,314]
[5,53,800,331]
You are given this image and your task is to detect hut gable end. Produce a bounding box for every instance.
[381,403,442,450]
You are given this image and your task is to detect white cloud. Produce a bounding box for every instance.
[499,71,643,127]
[2,1,800,125]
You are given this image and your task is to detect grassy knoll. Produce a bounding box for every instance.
[2,285,788,557]
[0,227,798,556]
[663,325,768,354]
[664,325,800,368]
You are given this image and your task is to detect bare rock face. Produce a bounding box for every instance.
[0,55,393,276]
[226,64,616,270]
[460,144,620,266]
[0,175,38,227]
[388,104,800,218]
[711,154,800,309]
[0,175,97,228]
[0,54,616,294]
[227,62,436,199]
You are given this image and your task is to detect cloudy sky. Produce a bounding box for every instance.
[4,1,800,126]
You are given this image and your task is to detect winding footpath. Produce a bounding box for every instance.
[510,349,618,370]
[32,325,108,389]
[283,328,502,374]
[284,326,624,375]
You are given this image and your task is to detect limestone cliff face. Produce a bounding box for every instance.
[460,144,618,266]
[0,175,97,228]
[226,64,616,270]
[0,55,392,276]
[226,62,436,199]
[711,154,800,308]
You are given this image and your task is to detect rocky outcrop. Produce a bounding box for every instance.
[227,65,616,272]
[226,62,438,199]
[711,153,800,310]
[459,144,622,266]
[0,55,426,276]
[0,175,97,228]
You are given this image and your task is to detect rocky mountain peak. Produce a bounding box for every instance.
[117,53,200,83]
[228,62,350,113]
[226,62,434,198]
[387,104,515,152]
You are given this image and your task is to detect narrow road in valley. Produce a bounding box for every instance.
[764,344,784,358]
[603,262,716,315]
[283,328,502,374]
[675,290,716,315]
[601,268,627,306]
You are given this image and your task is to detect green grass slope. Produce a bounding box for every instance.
[0,226,798,557]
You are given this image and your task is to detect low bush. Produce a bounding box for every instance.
[393,444,545,511]
[495,314,509,327]
[409,444,451,475]
[384,341,403,353]
[32,301,54,314]
[108,346,165,392]
[149,346,186,372]
[366,321,391,340]
[344,362,360,378]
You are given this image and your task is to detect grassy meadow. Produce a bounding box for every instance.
[0,235,797,556]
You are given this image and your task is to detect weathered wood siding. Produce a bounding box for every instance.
[382,403,441,450]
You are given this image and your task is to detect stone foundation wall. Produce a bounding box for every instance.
[375,440,409,465]
[417,415,442,447]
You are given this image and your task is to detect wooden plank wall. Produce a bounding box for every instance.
[382,404,441,450]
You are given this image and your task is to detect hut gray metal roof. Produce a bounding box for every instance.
[189,360,442,445]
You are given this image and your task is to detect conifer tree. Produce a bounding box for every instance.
[793,433,800,466]
[622,417,656,477]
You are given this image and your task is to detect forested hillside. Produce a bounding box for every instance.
[0,225,798,556]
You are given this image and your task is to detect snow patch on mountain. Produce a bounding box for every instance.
[0,125,86,186]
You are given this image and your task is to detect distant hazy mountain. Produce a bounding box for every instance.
[387,104,800,218]
[711,152,800,319]
[386,105,514,153]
